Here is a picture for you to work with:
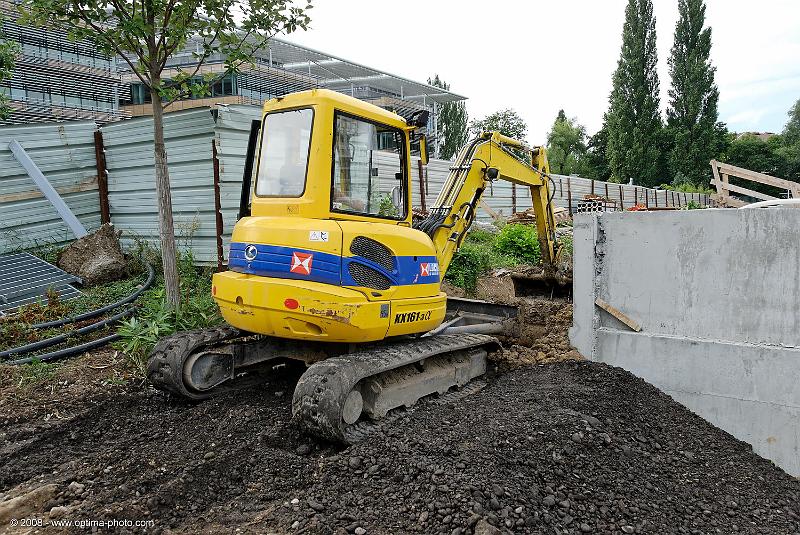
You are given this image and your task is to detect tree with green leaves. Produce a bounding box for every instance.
[546,109,589,175]
[20,0,311,306]
[606,0,663,186]
[428,75,468,160]
[584,122,612,180]
[666,0,719,186]
[778,98,800,184]
[469,108,527,142]
[0,17,18,120]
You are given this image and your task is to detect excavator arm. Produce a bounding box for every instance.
[415,131,560,276]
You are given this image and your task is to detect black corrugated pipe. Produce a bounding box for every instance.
[0,307,134,360]
[31,262,154,330]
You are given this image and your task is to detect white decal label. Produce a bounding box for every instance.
[309,231,329,242]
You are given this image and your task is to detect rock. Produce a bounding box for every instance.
[49,505,68,518]
[0,484,58,523]
[621,526,635,534]
[585,416,603,429]
[307,499,324,512]
[67,482,85,495]
[473,519,501,535]
[571,432,583,443]
[490,484,504,497]
[354,527,367,535]
[56,224,127,285]
[203,452,215,460]
[580,522,592,532]
[295,444,312,456]
[290,498,300,505]
[543,495,556,507]
[348,457,363,469]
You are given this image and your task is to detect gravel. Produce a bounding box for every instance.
[1,358,798,534]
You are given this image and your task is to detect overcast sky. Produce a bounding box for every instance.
[284,0,800,143]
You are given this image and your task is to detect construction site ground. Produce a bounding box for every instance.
[1,294,799,535]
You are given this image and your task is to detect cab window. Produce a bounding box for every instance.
[255,108,313,197]
[331,113,405,219]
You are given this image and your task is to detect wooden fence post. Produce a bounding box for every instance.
[567,176,573,215]
[619,185,624,210]
[511,183,517,214]
[212,140,224,272]
[93,130,110,224]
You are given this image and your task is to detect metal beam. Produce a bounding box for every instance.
[8,139,88,238]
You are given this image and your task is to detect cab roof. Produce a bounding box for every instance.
[262,89,409,130]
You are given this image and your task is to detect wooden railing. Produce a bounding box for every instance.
[710,160,800,207]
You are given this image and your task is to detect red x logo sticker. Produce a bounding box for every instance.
[420,263,429,276]
[290,252,313,275]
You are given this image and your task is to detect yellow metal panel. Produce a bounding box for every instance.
[385,293,448,337]
[213,271,390,342]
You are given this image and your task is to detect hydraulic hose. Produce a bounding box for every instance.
[0,307,134,360]
[31,262,154,330]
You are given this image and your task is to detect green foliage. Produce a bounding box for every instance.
[606,0,664,187]
[584,122,612,180]
[17,359,58,387]
[683,200,703,210]
[493,224,541,265]
[666,0,719,187]
[469,109,528,143]
[0,16,18,120]
[546,110,590,176]
[114,251,221,375]
[428,75,468,160]
[377,194,399,217]
[445,232,519,295]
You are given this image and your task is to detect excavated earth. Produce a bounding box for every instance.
[1,298,799,535]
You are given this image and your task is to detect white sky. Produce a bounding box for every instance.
[284,0,800,144]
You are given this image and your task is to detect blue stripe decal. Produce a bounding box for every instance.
[228,242,440,287]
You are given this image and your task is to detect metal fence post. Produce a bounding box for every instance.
[93,130,110,224]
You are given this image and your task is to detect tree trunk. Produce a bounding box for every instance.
[150,87,181,307]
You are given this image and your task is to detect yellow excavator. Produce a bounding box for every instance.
[147,89,560,442]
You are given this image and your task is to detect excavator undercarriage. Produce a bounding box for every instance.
[147,298,514,443]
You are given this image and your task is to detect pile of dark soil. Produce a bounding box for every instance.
[2,358,798,534]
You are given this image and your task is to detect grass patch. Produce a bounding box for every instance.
[16,358,58,387]
[114,250,222,375]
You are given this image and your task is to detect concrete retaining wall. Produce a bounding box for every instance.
[569,209,800,476]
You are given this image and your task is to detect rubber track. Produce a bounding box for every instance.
[291,333,498,443]
[146,326,242,400]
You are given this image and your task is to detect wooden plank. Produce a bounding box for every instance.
[710,180,778,201]
[717,161,800,194]
[0,177,98,203]
[595,298,641,332]
[710,159,724,196]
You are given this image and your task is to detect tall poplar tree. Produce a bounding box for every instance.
[666,0,719,185]
[606,0,663,186]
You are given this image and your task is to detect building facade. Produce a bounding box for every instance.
[0,3,127,124]
[119,37,465,155]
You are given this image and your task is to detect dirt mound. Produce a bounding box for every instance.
[1,362,798,534]
[57,224,127,285]
[495,297,582,367]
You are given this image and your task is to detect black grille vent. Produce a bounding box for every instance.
[349,263,392,290]
[350,236,394,271]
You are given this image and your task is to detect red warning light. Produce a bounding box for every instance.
[284,298,299,310]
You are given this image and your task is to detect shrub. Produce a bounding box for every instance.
[114,250,221,376]
[493,224,541,264]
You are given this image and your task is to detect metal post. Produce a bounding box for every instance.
[417,158,426,211]
[93,130,110,224]
[511,183,517,214]
[9,139,87,238]
[212,140,224,272]
[567,176,573,215]
[619,185,624,209]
